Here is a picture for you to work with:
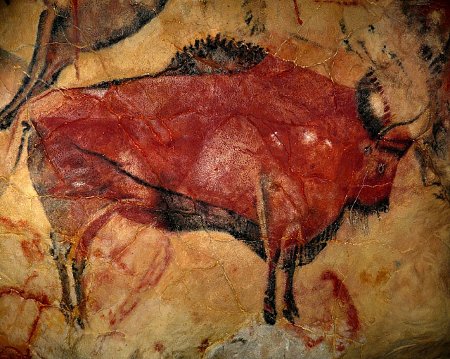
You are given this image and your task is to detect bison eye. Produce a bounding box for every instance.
[364,145,372,155]
[377,163,386,174]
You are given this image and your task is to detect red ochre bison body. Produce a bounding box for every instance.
[22,53,410,325]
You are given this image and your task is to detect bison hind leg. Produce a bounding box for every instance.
[49,231,75,323]
[72,259,87,329]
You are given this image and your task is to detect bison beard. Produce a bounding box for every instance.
[20,42,411,326]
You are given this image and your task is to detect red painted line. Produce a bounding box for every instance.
[293,0,303,25]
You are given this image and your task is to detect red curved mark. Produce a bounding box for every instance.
[321,270,360,337]
[292,0,303,25]
[0,216,45,263]
[0,287,52,358]
[76,209,116,260]
[107,236,173,327]
[0,287,50,306]
[20,240,44,264]
[305,335,325,348]
[137,237,172,290]
[284,323,325,349]
[76,201,163,262]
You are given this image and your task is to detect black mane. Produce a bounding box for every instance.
[163,34,267,75]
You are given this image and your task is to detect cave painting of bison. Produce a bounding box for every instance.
[1,36,428,327]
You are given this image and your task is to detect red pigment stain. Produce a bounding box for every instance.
[20,241,44,264]
[154,342,165,353]
[0,288,52,359]
[198,338,210,353]
[305,336,325,348]
[0,346,29,359]
[109,300,138,327]
[77,209,114,260]
[91,331,126,356]
[108,237,172,327]
[336,342,346,352]
[22,272,39,289]
[0,216,44,263]
[321,270,360,337]
[0,287,50,306]
[137,238,172,290]
[285,325,325,349]
[284,271,360,352]
[292,0,303,25]
[77,202,161,261]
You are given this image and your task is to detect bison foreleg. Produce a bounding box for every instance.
[258,173,287,325]
[71,258,86,329]
[258,172,304,325]
[282,245,299,323]
[263,247,281,325]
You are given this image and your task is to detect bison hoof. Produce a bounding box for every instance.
[283,293,299,323]
[263,296,277,325]
[75,316,85,330]
[282,307,299,324]
[263,309,277,325]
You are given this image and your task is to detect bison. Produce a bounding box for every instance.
[3,36,421,326]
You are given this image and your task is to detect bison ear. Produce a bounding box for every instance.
[160,34,267,76]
